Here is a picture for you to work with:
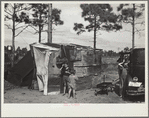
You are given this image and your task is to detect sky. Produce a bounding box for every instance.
[3,2,146,52]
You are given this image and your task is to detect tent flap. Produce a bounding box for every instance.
[6,51,34,86]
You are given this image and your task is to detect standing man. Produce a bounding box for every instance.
[117,53,125,97]
[60,63,71,95]
[117,53,129,98]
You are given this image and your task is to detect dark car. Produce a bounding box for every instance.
[120,48,145,98]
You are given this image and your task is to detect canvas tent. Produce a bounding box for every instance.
[6,51,34,86]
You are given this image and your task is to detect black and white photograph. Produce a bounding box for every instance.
[1,1,148,117]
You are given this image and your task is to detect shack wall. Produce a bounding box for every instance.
[74,49,102,77]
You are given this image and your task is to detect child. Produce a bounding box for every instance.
[60,63,71,95]
[68,69,78,99]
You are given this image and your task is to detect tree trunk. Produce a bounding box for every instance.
[11,4,16,67]
[48,3,52,43]
[94,16,97,63]
[39,25,41,43]
[132,4,135,49]
[38,12,42,43]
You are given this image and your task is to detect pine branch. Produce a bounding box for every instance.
[135,21,145,25]
[15,25,28,30]
[15,25,29,37]
[10,3,14,9]
[30,25,39,32]
[34,31,39,34]
[4,9,13,16]
[136,4,145,11]
[135,28,145,33]
[96,31,102,36]
[15,6,31,12]
[134,28,142,36]
[15,22,20,27]
[136,14,145,19]
[123,20,132,24]
[124,29,131,32]
[4,18,11,21]
[5,24,12,30]
[6,7,13,15]
[25,29,35,34]
[134,27,145,37]
[5,15,12,20]
[41,30,48,32]
[16,5,24,12]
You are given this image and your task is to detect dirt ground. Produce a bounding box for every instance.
[4,56,145,103]
[4,70,144,104]
[4,87,124,103]
[4,85,144,103]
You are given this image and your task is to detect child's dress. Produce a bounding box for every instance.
[68,74,78,90]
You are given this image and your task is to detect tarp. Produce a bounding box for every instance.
[6,51,34,86]
[31,43,60,93]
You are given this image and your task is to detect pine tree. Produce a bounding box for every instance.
[4,3,31,67]
[117,4,145,49]
[29,4,64,43]
[73,4,122,63]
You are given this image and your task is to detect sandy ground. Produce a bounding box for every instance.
[4,86,144,103]
[4,57,145,103]
[4,86,126,103]
[4,69,144,103]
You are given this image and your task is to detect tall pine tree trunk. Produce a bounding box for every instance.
[11,4,15,67]
[132,4,135,49]
[39,12,42,43]
[39,25,41,43]
[94,16,97,63]
[48,3,52,43]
